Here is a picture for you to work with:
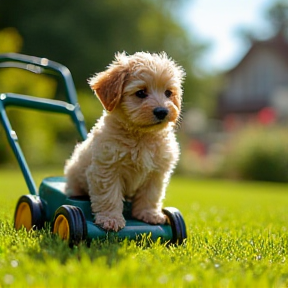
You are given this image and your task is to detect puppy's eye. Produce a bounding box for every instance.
[165,90,172,98]
[135,90,148,99]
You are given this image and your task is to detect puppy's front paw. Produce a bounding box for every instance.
[132,209,167,225]
[95,212,126,232]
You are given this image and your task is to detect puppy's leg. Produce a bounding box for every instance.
[86,165,125,232]
[132,172,168,225]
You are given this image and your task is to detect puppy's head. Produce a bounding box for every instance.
[89,51,185,131]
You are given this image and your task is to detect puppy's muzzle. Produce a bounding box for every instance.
[153,107,169,121]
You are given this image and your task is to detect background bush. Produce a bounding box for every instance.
[222,125,288,182]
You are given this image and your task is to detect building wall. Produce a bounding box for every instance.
[222,46,288,113]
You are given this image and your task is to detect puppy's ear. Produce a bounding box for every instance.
[89,61,129,112]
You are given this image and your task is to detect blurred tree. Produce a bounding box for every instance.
[265,0,288,36]
[236,0,288,43]
[0,27,22,53]
[0,0,204,95]
[0,0,220,167]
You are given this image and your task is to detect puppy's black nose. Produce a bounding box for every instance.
[153,107,169,120]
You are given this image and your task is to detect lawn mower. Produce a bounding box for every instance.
[0,53,187,246]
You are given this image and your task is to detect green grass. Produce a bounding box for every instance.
[1,168,288,287]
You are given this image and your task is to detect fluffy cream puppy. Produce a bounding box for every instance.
[64,51,185,231]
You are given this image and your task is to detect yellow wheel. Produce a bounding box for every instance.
[53,214,70,240]
[14,195,44,231]
[52,205,87,247]
[15,202,32,230]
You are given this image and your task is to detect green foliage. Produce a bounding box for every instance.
[223,125,288,182]
[2,171,288,287]
[0,0,221,114]
[236,0,288,44]
[0,27,22,53]
[265,0,288,35]
[0,1,220,167]
[0,0,205,102]
[0,2,213,167]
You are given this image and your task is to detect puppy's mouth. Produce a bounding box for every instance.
[154,120,165,125]
[142,119,168,129]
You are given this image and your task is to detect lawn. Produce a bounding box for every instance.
[1,168,288,287]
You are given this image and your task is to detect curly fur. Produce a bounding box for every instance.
[64,51,185,231]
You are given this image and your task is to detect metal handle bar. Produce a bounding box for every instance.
[0,93,88,195]
[0,53,89,195]
[0,53,88,140]
[0,53,79,106]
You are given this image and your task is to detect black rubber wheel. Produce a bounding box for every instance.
[52,205,87,247]
[162,207,187,245]
[14,195,44,231]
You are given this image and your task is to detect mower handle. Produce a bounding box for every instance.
[0,53,88,195]
[0,93,88,196]
[0,53,79,106]
[0,53,88,140]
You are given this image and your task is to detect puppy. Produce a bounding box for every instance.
[64,51,185,231]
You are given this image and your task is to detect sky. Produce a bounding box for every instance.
[182,0,277,72]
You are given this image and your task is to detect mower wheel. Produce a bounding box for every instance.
[52,205,87,247]
[14,195,44,231]
[162,207,187,245]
